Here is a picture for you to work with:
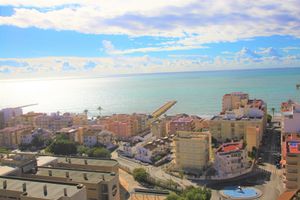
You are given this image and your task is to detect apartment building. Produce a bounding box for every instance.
[209,114,263,144]
[23,167,119,200]
[0,176,86,200]
[0,107,23,129]
[169,116,195,135]
[7,112,44,127]
[174,131,211,172]
[0,125,33,148]
[222,92,249,112]
[35,113,73,131]
[280,101,300,190]
[151,120,167,138]
[281,101,300,134]
[214,141,248,178]
[98,114,149,138]
[282,133,300,190]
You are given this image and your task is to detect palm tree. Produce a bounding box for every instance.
[83,109,88,117]
[296,84,300,90]
[97,106,103,117]
[271,107,275,118]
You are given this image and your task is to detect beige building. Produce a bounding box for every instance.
[0,126,33,148]
[151,120,167,138]
[23,167,119,200]
[0,176,86,200]
[0,153,37,175]
[222,92,249,113]
[209,115,263,146]
[174,131,211,171]
[282,133,300,190]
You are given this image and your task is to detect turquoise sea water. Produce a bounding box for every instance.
[1,68,300,117]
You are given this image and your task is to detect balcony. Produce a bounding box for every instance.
[286,169,298,174]
[286,161,298,165]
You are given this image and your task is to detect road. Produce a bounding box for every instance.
[112,150,196,189]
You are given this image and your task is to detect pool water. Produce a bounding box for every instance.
[221,186,262,199]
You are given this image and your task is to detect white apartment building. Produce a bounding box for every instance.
[214,141,248,178]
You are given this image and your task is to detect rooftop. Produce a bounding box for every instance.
[287,141,300,154]
[211,115,263,121]
[171,117,193,123]
[216,142,243,153]
[0,176,83,199]
[36,167,115,183]
[56,157,118,167]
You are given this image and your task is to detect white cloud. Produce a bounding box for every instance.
[102,40,206,55]
[1,49,300,79]
[0,0,300,47]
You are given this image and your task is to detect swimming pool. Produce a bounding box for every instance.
[220,186,262,199]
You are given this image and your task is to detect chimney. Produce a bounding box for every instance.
[65,156,68,162]
[64,188,68,196]
[43,185,48,196]
[102,174,105,181]
[22,183,26,192]
[66,171,69,178]
[84,159,87,165]
[48,170,52,176]
[3,180,7,189]
[83,173,88,180]
[68,158,71,164]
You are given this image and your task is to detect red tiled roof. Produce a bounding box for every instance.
[217,142,243,153]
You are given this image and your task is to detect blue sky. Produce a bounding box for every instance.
[0,0,300,78]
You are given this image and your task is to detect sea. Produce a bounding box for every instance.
[1,68,300,118]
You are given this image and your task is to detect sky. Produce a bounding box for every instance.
[0,0,300,79]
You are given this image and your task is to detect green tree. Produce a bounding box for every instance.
[133,168,149,183]
[271,107,275,118]
[84,109,88,117]
[166,186,211,200]
[77,145,89,155]
[88,147,111,158]
[47,134,77,155]
[97,106,103,117]
[267,114,272,124]
[166,193,180,200]
[32,135,44,148]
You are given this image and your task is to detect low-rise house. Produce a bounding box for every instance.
[119,142,136,158]
[98,130,115,149]
[135,138,172,164]
[214,141,248,178]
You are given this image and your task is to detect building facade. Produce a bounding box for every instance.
[174,131,211,171]
[214,141,248,178]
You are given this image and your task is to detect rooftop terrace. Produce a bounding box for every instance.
[216,142,243,153]
[57,157,118,167]
[0,176,83,199]
[36,167,115,183]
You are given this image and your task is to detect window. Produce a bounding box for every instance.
[101,184,108,193]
